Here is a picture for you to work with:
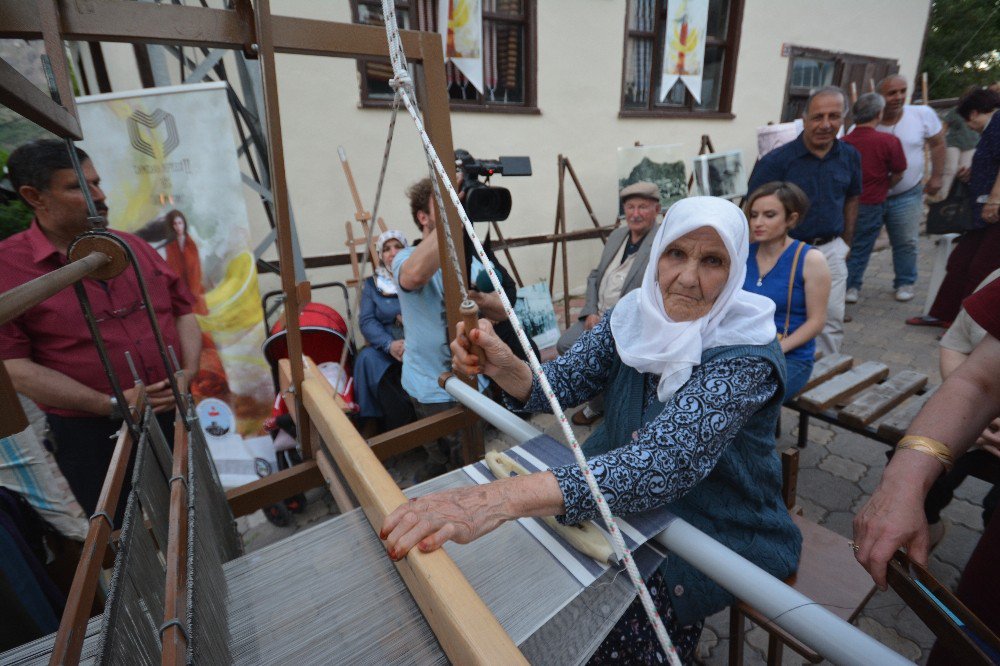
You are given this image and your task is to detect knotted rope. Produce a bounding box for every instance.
[378,3,680,663]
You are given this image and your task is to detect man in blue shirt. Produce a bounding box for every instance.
[394,178,495,481]
[748,86,862,355]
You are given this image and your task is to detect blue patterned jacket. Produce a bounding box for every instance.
[518,314,802,625]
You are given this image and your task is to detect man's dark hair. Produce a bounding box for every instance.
[956,88,1000,120]
[6,139,90,207]
[406,177,434,230]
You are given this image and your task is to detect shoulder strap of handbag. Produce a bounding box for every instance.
[782,241,807,338]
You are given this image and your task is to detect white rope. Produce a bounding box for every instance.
[379,4,680,663]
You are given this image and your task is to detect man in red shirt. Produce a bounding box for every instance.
[843,92,908,304]
[0,140,201,514]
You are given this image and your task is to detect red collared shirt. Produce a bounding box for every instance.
[0,221,195,417]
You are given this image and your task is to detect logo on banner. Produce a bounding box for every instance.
[660,0,709,103]
[127,109,180,158]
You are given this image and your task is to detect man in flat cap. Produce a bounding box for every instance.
[557,180,662,425]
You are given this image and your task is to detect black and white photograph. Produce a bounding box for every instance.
[693,150,747,200]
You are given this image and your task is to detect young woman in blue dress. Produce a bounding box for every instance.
[743,182,831,399]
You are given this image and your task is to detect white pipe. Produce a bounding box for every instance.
[652,521,907,665]
[442,375,543,443]
[447,386,907,665]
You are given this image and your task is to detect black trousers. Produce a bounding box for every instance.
[46,411,176,521]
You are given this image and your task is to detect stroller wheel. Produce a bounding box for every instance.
[284,493,307,514]
[263,503,292,527]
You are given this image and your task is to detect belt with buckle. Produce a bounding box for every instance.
[807,235,838,246]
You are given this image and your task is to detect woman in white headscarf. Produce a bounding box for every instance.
[381,198,802,663]
[354,230,415,433]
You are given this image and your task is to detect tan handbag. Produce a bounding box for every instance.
[777,242,806,341]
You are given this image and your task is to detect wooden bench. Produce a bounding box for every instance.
[787,354,932,448]
[784,354,998,484]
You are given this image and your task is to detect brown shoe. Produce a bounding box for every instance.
[571,406,603,426]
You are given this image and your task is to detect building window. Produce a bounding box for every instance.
[780,47,898,122]
[621,0,744,118]
[352,0,537,113]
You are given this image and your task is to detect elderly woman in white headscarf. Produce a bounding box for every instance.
[381,198,802,663]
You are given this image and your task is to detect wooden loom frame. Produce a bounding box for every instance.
[0,0,522,662]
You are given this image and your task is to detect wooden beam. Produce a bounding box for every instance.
[50,389,146,666]
[368,407,475,461]
[161,413,189,666]
[37,0,79,123]
[225,459,324,517]
[259,224,619,273]
[0,56,81,139]
[254,0,312,458]
[301,377,526,664]
[0,2,424,58]
[276,357,355,513]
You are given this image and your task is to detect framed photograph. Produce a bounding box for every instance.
[513,282,560,350]
[693,150,747,200]
[617,144,687,215]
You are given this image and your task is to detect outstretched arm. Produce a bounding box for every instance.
[854,333,1000,588]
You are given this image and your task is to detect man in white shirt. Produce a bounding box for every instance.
[874,75,946,302]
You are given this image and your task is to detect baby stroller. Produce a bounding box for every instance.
[260,295,356,526]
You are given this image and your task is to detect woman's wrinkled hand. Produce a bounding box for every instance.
[380,484,511,560]
[389,339,405,362]
[852,462,932,589]
[451,318,516,378]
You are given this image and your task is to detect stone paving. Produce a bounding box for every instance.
[238,233,987,664]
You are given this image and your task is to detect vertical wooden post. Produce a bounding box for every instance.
[252,0,312,457]
[418,33,482,463]
[547,154,564,297]
[558,158,571,330]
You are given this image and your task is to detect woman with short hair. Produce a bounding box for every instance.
[743,182,831,399]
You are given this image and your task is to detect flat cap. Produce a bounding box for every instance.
[619,181,660,202]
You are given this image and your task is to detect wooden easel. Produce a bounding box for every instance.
[339,148,388,287]
[548,154,612,328]
[686,134,716,195]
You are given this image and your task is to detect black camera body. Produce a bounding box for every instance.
[456,149,531,222]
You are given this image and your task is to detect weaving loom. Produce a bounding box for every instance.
[0,3,934,663]
[0,387,668,665]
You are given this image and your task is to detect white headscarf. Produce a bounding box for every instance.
[610,196,777,403]
[374,230,408,296]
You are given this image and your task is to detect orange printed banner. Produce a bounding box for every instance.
[438,0,484,94]
[660,0,710,103]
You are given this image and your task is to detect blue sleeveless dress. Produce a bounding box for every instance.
[745,240,814,398]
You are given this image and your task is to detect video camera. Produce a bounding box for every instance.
[455,149,531,222]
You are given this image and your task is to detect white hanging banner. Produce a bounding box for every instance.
[660,0,710,103]
[438,0,484,95]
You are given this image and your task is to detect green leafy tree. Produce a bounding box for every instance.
[921,0,1000,99]
[0,147,33,241]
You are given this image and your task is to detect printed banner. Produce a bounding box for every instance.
[660,0,710,103]
[439,0,484,94]
[76,82,273,437]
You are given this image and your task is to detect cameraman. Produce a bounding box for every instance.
[395,176,534,481]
